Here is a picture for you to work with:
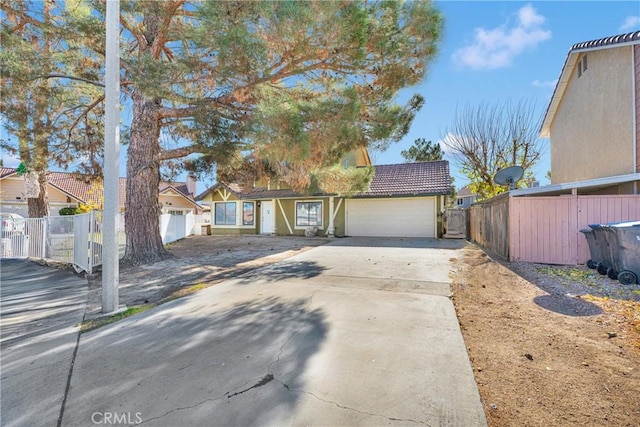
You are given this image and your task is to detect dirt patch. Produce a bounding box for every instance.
[451,244,640,426]
[85,235,328,319]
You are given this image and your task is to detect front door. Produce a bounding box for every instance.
[261,201,274,234]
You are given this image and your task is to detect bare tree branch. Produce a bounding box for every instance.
[442,99,545,199]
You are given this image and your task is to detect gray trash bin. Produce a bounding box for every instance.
[588,223,617,278]
[607,221,640,286]
[579,228,600,269]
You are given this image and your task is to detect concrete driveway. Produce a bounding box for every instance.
[62,237,486,426]
[1,259,88,427]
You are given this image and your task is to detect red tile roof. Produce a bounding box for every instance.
[357,161,451,197]
[1,168,17,179]
[1,168,198,208]
[198,161,451,200]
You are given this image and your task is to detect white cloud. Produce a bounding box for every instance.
[437,132,460,156]
[452,4,552,70]
[620,15,640,32]
[531,79,557,88]
[1,151,20,168]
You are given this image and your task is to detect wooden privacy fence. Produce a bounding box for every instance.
[468,194,510,259]
[468,194,640,265]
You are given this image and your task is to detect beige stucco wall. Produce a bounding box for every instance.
[159,192,200,213]
[0,177,74,204]
[550,47,635,184]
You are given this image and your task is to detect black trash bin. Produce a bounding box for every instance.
[607,221,640,286]
[588,223,617,278]
[579,228,601,269]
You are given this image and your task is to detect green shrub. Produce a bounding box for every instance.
[59,207,78,216]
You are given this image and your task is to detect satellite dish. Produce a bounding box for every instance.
[494,165,524,190]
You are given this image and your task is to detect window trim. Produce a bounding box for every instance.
[294,200,324,229]
[214,201,237,226]
[212,201,257,228]
[242,201,255,226]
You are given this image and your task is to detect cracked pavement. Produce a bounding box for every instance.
[29,237,486,426]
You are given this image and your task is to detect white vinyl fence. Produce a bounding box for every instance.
[1,211,194,273]
[160,212,195,244]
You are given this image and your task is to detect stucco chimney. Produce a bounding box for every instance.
[186,175,196,196]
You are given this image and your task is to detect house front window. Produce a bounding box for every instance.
[296,201,322,227]
[242,202,254,226]
[215,202,236,225]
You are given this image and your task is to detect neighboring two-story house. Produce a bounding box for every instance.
[196,147,451,238]
[0,168,202,217]
[455,186,478,208]
[540,31,640,194]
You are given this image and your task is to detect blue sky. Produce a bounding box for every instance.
[382,0,640,189]
[2,1,639,194]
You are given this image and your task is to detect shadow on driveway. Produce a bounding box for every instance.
[63,294,327,426]
[1,259,88,427]
[331,237,468,249]
[0,259,88,347]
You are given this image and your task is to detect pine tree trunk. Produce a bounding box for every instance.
[27,171,49,218]
[122,90,172,265]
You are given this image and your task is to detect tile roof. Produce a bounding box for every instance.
[356,161,451,197]
[1,168,17,179]
[201,161,451,200]
[47,172,103,205]
[159,181,192,197]
[243,188,311,199]
[1,168,198,208]
[571,31,640,51]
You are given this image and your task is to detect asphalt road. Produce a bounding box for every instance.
[1,259,88,427]
[61,237,486,426]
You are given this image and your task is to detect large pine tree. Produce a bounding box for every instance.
[1,0,105,217]
[3,1,443,265]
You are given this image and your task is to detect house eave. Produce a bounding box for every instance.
[351,191,450,199]
[510,173,640,196]
[540,32,640,138]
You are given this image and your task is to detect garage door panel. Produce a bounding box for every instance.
[346,198,435,237]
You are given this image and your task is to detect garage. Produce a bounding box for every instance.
[346,197,436,237]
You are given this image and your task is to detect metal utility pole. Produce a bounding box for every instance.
[102,0,120,314]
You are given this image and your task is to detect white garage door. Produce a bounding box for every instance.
[346,197,436,237]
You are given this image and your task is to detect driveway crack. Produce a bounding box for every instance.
[227,373,274,399]
[267,289,320,374]
[277,382,433,426]
[137,393,228,425]
[141,290,321,424]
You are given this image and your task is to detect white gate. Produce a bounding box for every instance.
[0,217,46,259]
[1,211,189,271]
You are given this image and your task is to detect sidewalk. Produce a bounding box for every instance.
[1,259,88,427]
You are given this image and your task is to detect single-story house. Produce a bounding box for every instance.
[0,168,202,217]
[196,160,451,238]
